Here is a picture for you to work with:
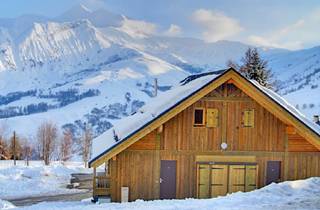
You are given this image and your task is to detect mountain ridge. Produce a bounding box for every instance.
[0,6,318,141]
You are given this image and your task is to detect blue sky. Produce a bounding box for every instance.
[1,0,319,50]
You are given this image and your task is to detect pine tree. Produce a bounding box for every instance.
[227,48,273,88]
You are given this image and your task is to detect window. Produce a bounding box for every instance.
[206,108,219,127]
[194,108,205,126]
[243,109,255,127]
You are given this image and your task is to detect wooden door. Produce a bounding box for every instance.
[160,160,176,199]
[197,164,210,198]
[228,165,245,193]
[197,163,258,198]
[245,165,258,192]
[210,164,228,197]
[266,161,281,185]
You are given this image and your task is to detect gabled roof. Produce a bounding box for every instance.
[89,68,320,167]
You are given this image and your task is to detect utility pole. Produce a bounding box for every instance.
[13,131,16,166]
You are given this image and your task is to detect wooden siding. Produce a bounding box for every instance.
[110,150,320,201]
[127,131,157,150]
[162,84,286,152]
[287,152,320,180]
[288,133,319,152]
[110,150,160,201]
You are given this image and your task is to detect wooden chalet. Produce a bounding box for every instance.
[89,68,320,202]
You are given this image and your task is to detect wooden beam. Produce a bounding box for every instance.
[286,126,296,134]
[283,133,289,180]
[93,167,96,197]
[201,96,252,102]
[226,79,235,84]
[195,155,256,163]
[123,149,288,157]
[157,125,163,134]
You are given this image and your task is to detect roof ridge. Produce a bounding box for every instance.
[180,69,228,85]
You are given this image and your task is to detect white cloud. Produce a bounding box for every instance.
[248,8,320,50]
[164,24,182,36]
[192,9,243,42]
[119,16,157,38]
[248,35,303,50]
[80,0,107,10]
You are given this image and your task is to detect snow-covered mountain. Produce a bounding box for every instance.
[0,4,318,141]
[266,46,320,118]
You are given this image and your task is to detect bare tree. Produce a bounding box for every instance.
[0,138,9,160]
[60,129,73,162]
[82,124,92,168]
[21,138,33,166]
[9,131,22,165]
[37,121,58,165]
[0,123,9,160]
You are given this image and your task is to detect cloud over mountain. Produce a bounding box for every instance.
[192,9,243,42]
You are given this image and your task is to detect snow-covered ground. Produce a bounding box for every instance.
[0,161,91,200]
[1,177,319,210]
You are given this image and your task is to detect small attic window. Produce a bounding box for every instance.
[194,108,205,126]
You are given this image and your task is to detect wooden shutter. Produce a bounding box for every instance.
[206,108,219,127]
[228,165,245,193]
[198,164,210,198]
[210,165,228,197]
[245,165,258,192]
[243,109,255,127]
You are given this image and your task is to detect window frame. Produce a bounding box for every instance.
[194,107,205,127]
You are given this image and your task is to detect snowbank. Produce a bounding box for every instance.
[0,161,91,200]
[8,177,320,210]
[0,200,14,209]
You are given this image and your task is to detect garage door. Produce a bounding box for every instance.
[228,165,245,193]
[197,163,258,198]
[198,164,210,198]
[211,164,228,197]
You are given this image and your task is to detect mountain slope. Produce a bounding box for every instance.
[57,4,124,28]
[0,18,188,139]
[0,6,318,144]
[267,46,320,117]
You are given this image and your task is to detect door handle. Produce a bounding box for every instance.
[160,178,163,184]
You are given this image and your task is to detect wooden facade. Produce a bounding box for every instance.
[90,69,320,202]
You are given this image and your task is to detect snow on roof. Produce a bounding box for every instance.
[90,70,225,163]
[90,69,320,164]
[250,80,320,136]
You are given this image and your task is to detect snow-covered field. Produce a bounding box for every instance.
[1,177,319,210]
[0,161,91,200]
